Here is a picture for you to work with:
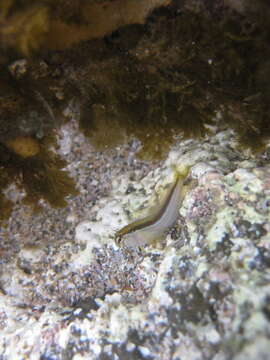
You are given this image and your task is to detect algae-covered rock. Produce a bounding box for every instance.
[0,127,270,359]
[0,1,270,358]
[1,0,270,221]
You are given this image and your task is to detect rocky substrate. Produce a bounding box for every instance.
[0,127,270,359]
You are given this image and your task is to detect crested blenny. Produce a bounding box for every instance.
[115,168,193,248]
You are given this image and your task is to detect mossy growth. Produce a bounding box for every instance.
[2,1,270,159]
[0,135,78,224]
[0,46,80,225]
[76,35,212,159]
[72,3,270,158]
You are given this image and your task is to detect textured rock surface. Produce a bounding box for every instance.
[0,124,270,359]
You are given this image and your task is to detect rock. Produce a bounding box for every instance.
[0,127,270,359]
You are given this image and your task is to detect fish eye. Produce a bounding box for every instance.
[115,235,122,245]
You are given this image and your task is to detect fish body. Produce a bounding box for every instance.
[116,169,191,248]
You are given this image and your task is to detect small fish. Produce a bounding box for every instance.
[115,168,193,248]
